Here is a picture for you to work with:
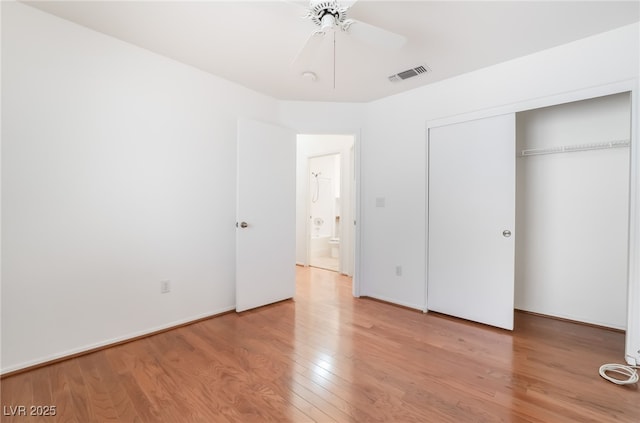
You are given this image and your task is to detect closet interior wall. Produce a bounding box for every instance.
[514,93,631,330]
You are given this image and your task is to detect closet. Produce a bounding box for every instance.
[514,92,630,330]
[428,92,631,331]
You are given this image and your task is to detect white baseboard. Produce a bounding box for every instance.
[363,293,424,311]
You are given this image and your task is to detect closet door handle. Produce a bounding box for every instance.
[502,230,512,238]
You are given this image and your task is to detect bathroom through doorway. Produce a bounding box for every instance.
[309,153,341,271]
[296,134,356,276]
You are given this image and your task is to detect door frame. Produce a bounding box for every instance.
[295,132,362,298]
[425,79,639,365]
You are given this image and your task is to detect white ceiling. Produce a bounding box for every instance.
[23,1,640,103]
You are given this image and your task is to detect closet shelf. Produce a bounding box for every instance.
[519,139,630,157]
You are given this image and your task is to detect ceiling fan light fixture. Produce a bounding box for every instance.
[320,14,336,31]
[307,0,348,30]
[292,0,408,89]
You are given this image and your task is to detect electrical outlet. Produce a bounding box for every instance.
[395,266,402,276]
[160,280,171,294]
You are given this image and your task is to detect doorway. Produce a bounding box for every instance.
[296,134,356,276]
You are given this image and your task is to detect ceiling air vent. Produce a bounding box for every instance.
[388,65,431,82]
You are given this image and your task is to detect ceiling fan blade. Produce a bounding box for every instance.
[292,31,326,69]
[347,19,406,49]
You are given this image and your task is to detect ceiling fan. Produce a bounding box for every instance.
[289,0,407,88]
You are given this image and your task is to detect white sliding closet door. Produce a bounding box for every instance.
[428,113,516,330]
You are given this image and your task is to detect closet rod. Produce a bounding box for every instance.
[519,139,630,157]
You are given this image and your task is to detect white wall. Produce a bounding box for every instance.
[515,93,631,329]
[278,101,364,135]
[296,134,354,275]
[362,23,639,310]
[1,2,279,373]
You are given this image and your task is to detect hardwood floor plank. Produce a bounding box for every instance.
[87,351,141,422]
[30,366,54,423]
[289,379,357,422]
[126,339,203,422]
[103,344,165,422]
[287,390,336,422]
[144,332,234,422]
[186,318,333,422]
[0,370,33,423]
[48,363,79,423]
[184,323,305,422]
[76,352,120,421]
[59,359,94,423]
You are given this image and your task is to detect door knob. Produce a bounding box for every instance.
[238,221,248,228]
[503,230,511,237]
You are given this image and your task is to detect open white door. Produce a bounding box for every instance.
[428,113,515,330]
[236,119,296,312]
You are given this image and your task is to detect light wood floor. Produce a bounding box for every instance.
[1,267,638,422]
